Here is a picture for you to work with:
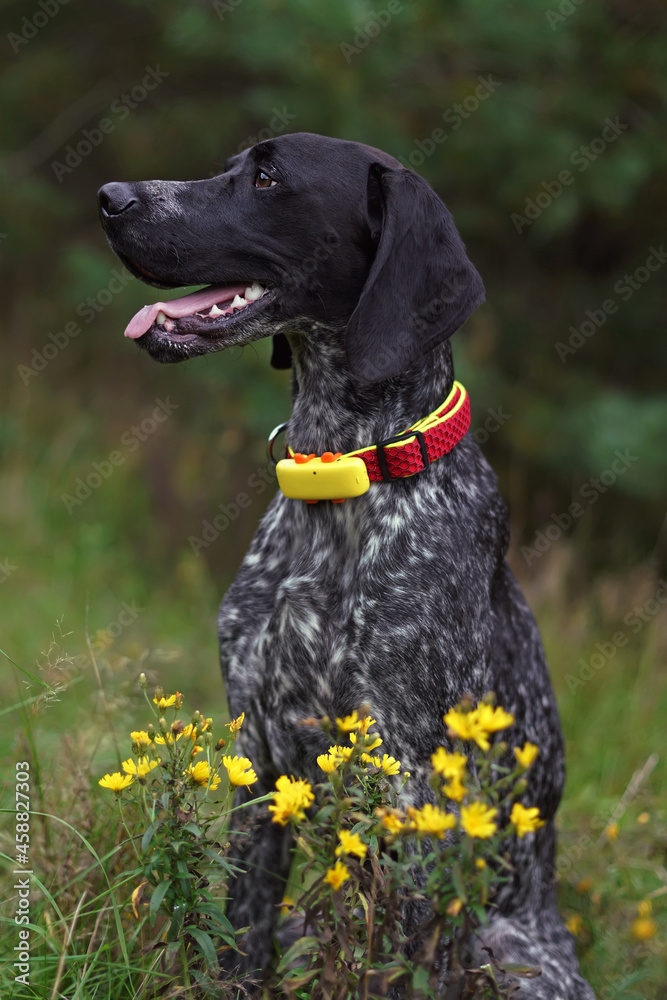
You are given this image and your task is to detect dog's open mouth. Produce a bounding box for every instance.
[124,281,273,341]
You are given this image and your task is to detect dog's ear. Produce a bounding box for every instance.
[346,165,485,383]
[270,333,292,369]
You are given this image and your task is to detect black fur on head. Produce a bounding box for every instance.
[98,132,484,382]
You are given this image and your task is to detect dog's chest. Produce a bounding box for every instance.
[217,475,497,778]
[218,497,373,719]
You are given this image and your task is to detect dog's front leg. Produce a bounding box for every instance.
[224,791,294,984]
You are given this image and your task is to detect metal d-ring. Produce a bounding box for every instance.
[267,421,289,466]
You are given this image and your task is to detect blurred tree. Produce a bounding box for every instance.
[1,0,666,588]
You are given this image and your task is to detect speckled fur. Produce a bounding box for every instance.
[99,133,594,998]
[219,331,593,999]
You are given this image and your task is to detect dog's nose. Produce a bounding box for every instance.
[98,182,138,222]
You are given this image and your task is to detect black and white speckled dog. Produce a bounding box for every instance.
[98,132,594,999]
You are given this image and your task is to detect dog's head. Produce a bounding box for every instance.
[99,132,484,382]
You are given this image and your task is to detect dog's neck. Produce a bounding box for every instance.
[285,325,455,455]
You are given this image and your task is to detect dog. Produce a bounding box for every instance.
[98,132,594,999]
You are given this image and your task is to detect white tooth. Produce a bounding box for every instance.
[231,294,246,309]
[156,310,167,324]
[244,282,264,301]
[209,304,223,316]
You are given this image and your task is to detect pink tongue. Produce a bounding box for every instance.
[124,284,249,339]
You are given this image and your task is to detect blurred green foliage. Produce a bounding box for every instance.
[1,0,666,630]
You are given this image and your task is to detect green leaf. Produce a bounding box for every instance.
[141,819,162,854]
[197,902,238,945]
[182,822,204,838]
[168,903,186,941]
[186,926,219,969]
[149,878,172,921]
[276,935,320,973]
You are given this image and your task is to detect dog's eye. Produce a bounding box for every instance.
[255,170,277,189]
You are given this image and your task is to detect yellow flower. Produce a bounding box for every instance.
[514,742,539,770]
[510,803,545,838]
[336,711,361,732]
[444,703,514,752]
[363,753,402,775]
[130,730,151,749]
[431,748,467,800]
[442,776,467,802]
[377,754,401,775]
[318,745,353,773]
[378,810,405,835]
[447,898,463,916]
[431,747,467,780]
[566,914,583,937]
[357,715,377,735]
[632,916,657,941]
[605,822,619,842]
[222,755,258,786]
[154,733,176,745]
[269,775,314,825]
[349,731,382,752]
[475,858,486,870]
[407,804,456,839]
[228,713,245,732]
[99,772,133,792]
[335,830,367,859]
[475,703,515,733]
[153,692,181,710]
[637,812,650,824]
[186,760,221,791]
[121,756,159,778]
[443,709,491,751]
[460,802,498,839]
[324,860,350,890]
[317,752,341,773]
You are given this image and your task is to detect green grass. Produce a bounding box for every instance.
[1,399,666,997]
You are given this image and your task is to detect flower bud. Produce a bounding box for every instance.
[192,710,201,725]
[159,716,168,734]
[215,738,226,751]
[147,724,155,740]
[204,731,213,746]
[172,720,184,735]
[514,779,528,796]
[139,672,147,690]
[154,686,164,701]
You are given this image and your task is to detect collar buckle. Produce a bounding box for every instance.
[267,421,289,466]
[375,428,429,481]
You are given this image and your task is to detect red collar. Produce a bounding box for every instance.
[269,381,470,503]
